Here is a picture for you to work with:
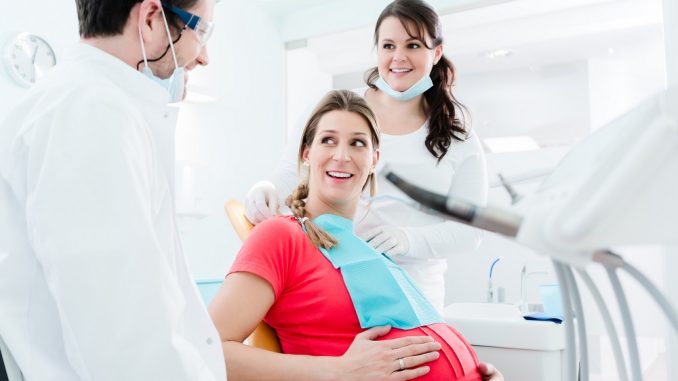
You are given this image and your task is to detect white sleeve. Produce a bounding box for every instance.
[25,94,219,380]
[403,134,489,259]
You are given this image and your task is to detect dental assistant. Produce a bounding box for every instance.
[0,0,225,379]
[245,0,488,311]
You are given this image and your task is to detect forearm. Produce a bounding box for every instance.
[223,341,339,381]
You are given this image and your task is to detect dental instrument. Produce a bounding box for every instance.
[605,255,642,381]
[577,269,630,381]
[552,262,578,381]
[563,265,589,381]
[385,86,678,381]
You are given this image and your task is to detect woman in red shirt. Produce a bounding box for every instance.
[209,90,501,381]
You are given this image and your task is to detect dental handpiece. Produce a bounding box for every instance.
[384,171,523,237]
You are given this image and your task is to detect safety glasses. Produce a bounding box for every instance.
[162,2,214,46]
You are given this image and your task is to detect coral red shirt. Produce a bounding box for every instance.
[228,216,481,380]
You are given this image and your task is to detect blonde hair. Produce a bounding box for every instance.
[285,90,381,250]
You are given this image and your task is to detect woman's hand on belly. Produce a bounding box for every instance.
[326,325,441,381]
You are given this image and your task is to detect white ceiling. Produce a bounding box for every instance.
[254,0,663,76]
[255,0,519,41]
[254,0,337,20]
[302,0,663,75]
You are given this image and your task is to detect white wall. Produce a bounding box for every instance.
[174,1,286,279]
[286,47,332,136]
[588,31,666,130]
[457,61,591,144]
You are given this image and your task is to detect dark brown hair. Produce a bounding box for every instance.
[286,90,381,249]
[365,0,470,162]
[76,0,199,38]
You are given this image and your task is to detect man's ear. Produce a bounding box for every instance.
[137,0,164,44]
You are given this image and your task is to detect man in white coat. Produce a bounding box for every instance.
[0,0,226,379]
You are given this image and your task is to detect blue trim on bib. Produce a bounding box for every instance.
[313,214,443,329]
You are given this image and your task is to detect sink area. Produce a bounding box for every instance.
[444,302,566,381]
[445,302,522,320]
[444,302,564,350]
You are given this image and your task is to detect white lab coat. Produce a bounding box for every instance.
[0,43,225,380]
[269,88,488,311]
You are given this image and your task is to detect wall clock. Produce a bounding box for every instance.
[3,33,57,87]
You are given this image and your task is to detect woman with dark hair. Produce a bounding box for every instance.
[246,0,487,313]
[210,90,494,381]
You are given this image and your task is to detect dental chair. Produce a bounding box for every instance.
[224,199,282,353]
[0,335,22,381]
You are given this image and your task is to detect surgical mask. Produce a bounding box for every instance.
[138,7,185,103]
[374,74,433,102]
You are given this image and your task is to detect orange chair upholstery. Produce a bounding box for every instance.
[224,199,282,353]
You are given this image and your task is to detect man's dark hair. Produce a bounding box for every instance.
[76,0,200,38]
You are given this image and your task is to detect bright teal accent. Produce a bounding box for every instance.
[196,278,223,305]
[313,214,443,329]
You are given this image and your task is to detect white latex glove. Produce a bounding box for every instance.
[360,226,410,257]
[244,180,280,224]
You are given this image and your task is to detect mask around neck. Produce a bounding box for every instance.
[137,7,185,103]
[374,74,433,102]
[141,66,185,103]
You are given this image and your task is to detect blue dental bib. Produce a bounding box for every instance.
[312,214,443,329]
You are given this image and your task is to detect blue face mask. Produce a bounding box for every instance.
[374,74,433,102]
[141,66,185,103]
[138,7,185,103]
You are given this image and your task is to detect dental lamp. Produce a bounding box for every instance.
[385,86,678,381]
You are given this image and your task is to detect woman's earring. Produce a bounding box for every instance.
[303,160,310,167]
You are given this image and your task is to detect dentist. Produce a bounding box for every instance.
[246,0,488,312]
[0,0,225,380]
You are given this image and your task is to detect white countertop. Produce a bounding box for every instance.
[444,303,566,351]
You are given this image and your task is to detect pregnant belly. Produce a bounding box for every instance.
[377,323,482,381]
